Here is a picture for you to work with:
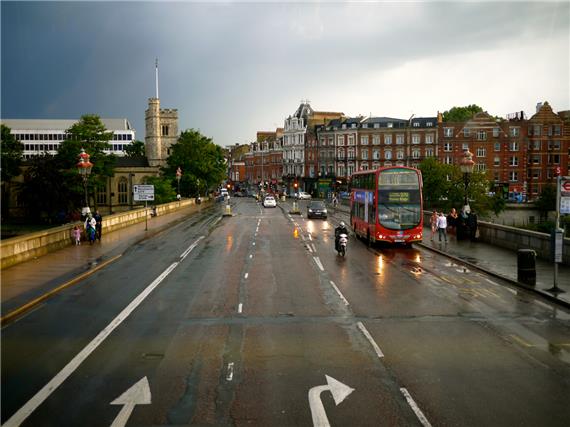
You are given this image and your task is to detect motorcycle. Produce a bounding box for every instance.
[337,233,348,257]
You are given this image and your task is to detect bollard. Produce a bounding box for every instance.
[289,200,301,215]
[517,249,536,286]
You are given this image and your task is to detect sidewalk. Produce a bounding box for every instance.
[1,202,217,320]
[330,202,570,307]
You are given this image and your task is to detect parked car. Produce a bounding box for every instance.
[263,195,277,208]
[307,201,327,219]
[296,191,312,200]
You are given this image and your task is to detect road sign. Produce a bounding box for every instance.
[133,184,155,201]
[561,177,570,215]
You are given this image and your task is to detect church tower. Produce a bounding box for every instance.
[145,59,179,167]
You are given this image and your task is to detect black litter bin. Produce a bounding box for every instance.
[517,249,536,286]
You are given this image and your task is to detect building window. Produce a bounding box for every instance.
[532,170,540,180]
[444,156,452,165]
[337,135,344,146]
[549,140,561,150]
[396,134,404,145]
[373,149,380,160]
[494,156,500,166]
[161,125,169,136]
[532,140,540,150]
[361,163,369,170]
[362,149,369,160]
[373,135,380,145]
[426,134,434,144]
[412,134,420,144]
[509,127,520,137]
[348,147,355,159]
[384,134,392,145]
[532,125,541,136]
[338,148,345,159]
[397,150,405,160]
[509,171,518,182]
[553,125,561,136]
[96,182,107,205]
[493,128,499,137]
[477,131,487,140]
[548,154,560,164]
[361,135,368,145]
[476,147,486,157]
[444,128,453,137]
[509,142,519,151]
[444,143,452,152]
[412,149,420,159]
[510,156,518,166]
[426,148,434,157]
[413,122,420,127]
[494,142,501,151]
[463,128,471,137]
[384,150,392,160]
[462,143,469,151]
[348,135,355,146]
[118,178,128,204]
[476,163,486,172]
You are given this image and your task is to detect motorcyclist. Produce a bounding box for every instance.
[335,221,349,252]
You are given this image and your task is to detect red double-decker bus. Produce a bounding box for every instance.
[350,166,423,245]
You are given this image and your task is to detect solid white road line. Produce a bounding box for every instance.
[400,388,432,427]
[4,235,207,427]
[329,281,350,306]
[313,257,324,271]
[485,278,501,287]
[534,300,552,310]
[357,321,384,359]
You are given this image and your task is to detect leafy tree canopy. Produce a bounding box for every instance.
[125,140,146,158]
[141,176,177,204]
[442,105,484,122]
[1,124,23,182]
[163,129,226,197]
[535,184,557,213]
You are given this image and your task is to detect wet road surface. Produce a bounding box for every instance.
[2,197,570,426]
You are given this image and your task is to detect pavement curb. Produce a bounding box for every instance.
[417,242,570,309]
[1,254,123,326]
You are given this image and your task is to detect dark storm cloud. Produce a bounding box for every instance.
[2,1,568,146]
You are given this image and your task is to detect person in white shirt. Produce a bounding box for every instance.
[436,212,448,242]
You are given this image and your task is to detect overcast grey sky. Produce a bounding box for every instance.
[2,1,569,147]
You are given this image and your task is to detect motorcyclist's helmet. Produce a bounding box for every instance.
[339,221,346,228]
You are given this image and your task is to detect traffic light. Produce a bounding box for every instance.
[294,182,298,189]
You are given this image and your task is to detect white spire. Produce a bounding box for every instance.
[155,58,159,99]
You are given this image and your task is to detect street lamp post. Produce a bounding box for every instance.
[459,149,475,209]
[176,167,182,205]
[76,148,93,218]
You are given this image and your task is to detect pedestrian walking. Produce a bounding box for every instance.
[430,210,438,241]
[72,225,81,245]
[94,210,103,241]
[84,214,96,244]
[436,212,448,243]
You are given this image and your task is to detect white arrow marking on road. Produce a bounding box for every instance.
[308,375,354,427]
[110,377,151,427]
[226,362,235,381]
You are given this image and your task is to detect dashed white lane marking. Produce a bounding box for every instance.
[4,235,206,427]
[226,362,235,381]
[249,254,253,259]
[357,321,384,359]
[307,244,313,253]
[313,257,324,271]
[180,236,205,260]
[238,303,243,314]
[400,388,432,427]
[244,273,249,279]
[311,244,317,253]
[505,287,517,295]
[485,278,501,287]
[330,281,350,306]
[253,242,256,246]
[308,233,312,241]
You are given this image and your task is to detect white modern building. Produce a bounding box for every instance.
[1,118,136,159]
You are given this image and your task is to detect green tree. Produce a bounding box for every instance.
[418,157,453,209]
[56,114,117,209]
[535,184,557,220]
[442,105,484,122]
[17,154,71,223]
[163,129,226,197]
[125,140,145,157]
[1,124,23,182]
[142,176,177,204]
[1,125,24,219]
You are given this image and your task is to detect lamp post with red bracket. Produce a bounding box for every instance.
[76,148,93,218]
